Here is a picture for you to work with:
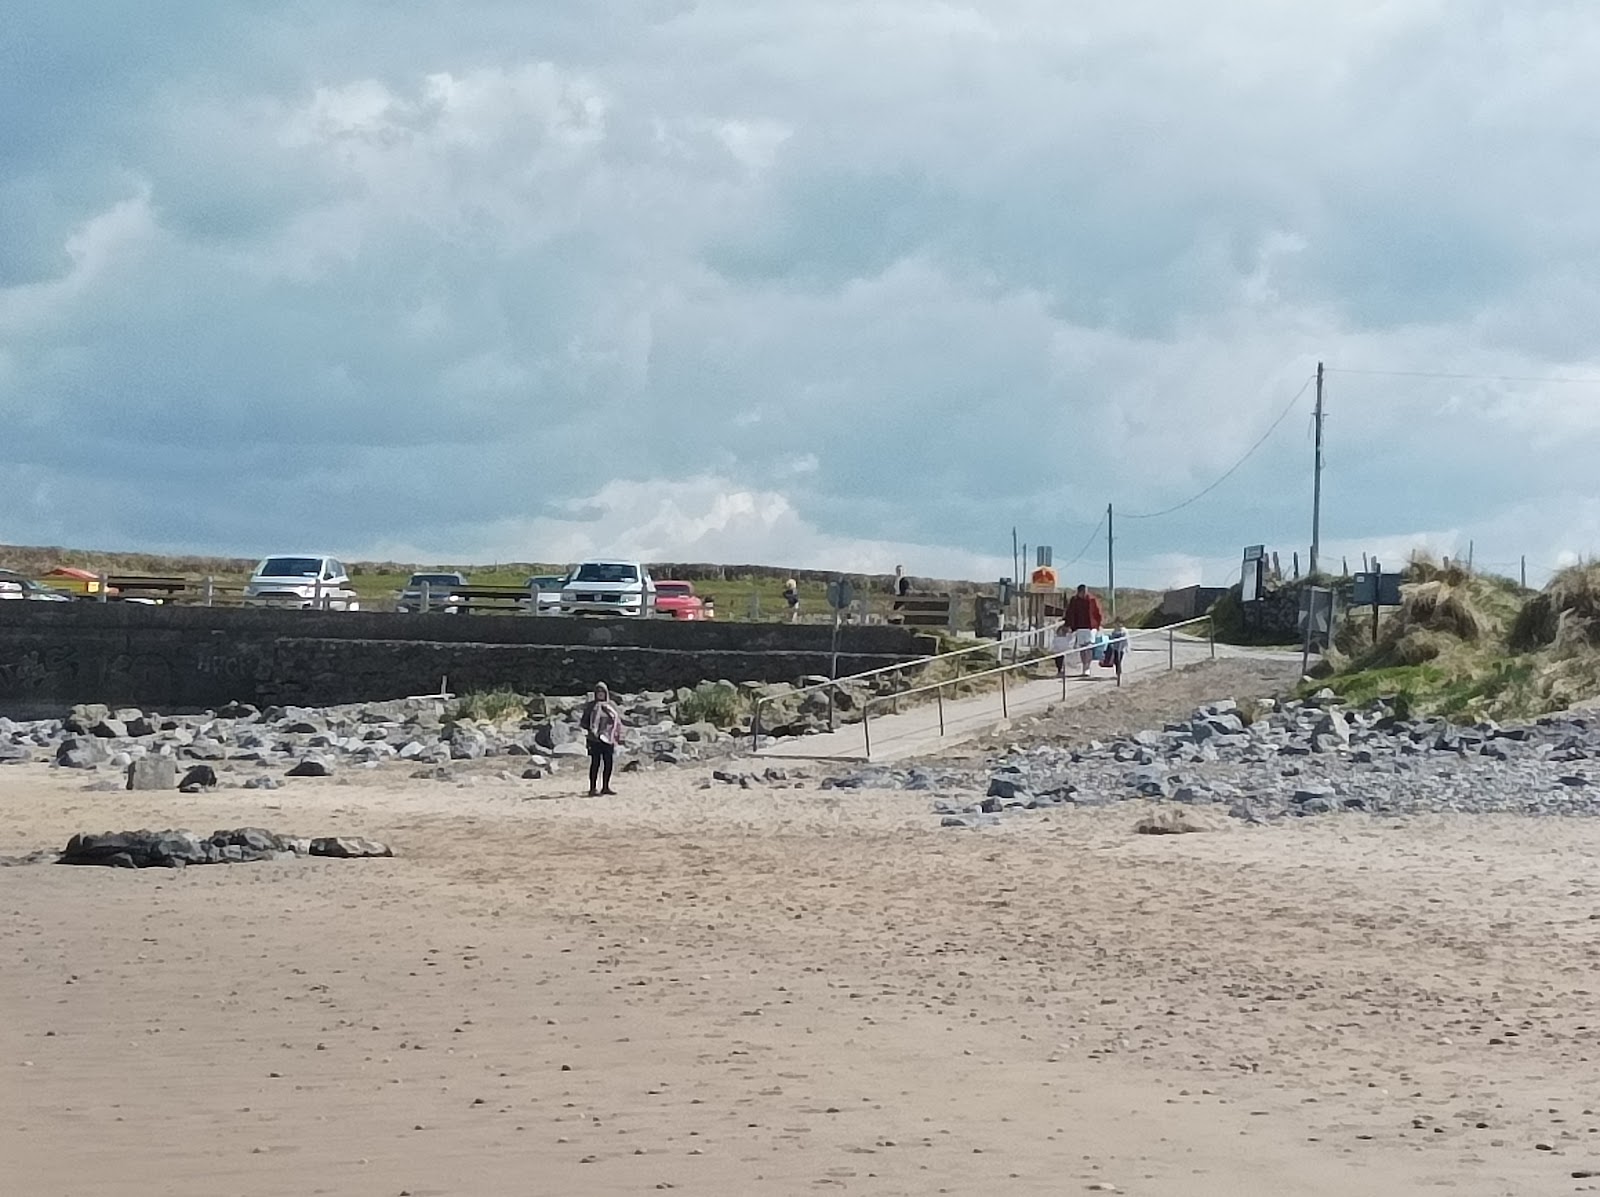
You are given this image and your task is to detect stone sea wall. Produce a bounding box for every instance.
[0,603,931,719]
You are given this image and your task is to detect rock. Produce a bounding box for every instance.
[178,765,219,792]
[1134,807,1222,835]
[308,836,393,859]
[56,736,111,770]
[123,715,158,738]
[242,776,282,790]
[64,704,111,734]
[520,767,545,780]
[216,701,259,719]
[89,718,128,739]
[286,757,334,778]
[986,777,1030,801]
[532,722,572,750]
[126,756,178,791]
[448,727,488,760]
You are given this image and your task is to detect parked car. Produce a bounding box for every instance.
[560,559,657,617]
[0,569,74,602]
[521,573,569,614]
[241,556,361,610]
[654,580,706,621]
[396,571,469,614]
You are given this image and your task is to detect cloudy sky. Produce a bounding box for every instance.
[2,1,1596,586]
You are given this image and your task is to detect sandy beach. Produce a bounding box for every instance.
[4,745,1599,1196]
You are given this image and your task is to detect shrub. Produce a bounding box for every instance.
[677,682,743,727]
[449,687,528,724]
[1511,561,1600,652]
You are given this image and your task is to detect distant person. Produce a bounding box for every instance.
[894,565,911,597]
[580,682,624,796]
[1063,583,1104,677]
[783,578,800,623]
[1101,617,1129,682]
[1051,615,1075,678]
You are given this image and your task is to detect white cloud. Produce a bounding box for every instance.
[3,1,1600,586]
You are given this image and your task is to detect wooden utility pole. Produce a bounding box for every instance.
[1106,502,1116,620]
[1310,361,1325,577]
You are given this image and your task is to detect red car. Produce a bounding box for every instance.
[654,580,707,620]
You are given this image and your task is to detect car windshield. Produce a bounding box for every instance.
[408,574,463,586]
[657,583,690,596]
[574,563,638,583]
[527,576,565,588]
[257,557,322,578]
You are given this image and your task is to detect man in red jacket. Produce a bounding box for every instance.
[1063,584,1104,677]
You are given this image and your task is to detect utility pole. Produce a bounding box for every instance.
[1310,361,1324,577]
[1106,502,1116,620]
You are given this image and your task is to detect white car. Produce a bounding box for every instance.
[242,556,361,610]
[560,559,657,617]
[396,571,469,614]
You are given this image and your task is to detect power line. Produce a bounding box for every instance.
[1061,511,1106,568]
[1327,366,1600,386]
[1120,373,1316,521]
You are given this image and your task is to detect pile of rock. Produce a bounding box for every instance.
[0,681,844,784]
[822,692,1600,828]
[55,827,392,868]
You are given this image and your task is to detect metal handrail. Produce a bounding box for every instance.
[749,625,1053,747]
[859,615,1216,758]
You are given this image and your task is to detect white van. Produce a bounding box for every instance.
[560,559,656,617]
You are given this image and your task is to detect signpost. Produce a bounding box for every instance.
[1297,585,1337,676]
[1352,562,1403,647]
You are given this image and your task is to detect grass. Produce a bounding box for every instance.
[1308,555,1600,721]
[676,682,744,726]
[448,688,529,724]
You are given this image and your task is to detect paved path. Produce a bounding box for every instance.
[755,635,1290,763]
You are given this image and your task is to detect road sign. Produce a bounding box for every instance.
[826,579,854,610]
[1352,571,1403,607]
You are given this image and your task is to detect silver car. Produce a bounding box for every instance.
[396,571,469,614]
[521,573,569,614]
[242,556,361,610]
[0,569,74,602]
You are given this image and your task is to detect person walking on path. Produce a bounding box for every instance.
[1063,583,1104,677]
[1051,614,1075,677]
[580,682,624,796]
[783,578,801,623]
[1100,617,1129,684]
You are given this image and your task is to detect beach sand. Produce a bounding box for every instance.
[3,757,1598,1195]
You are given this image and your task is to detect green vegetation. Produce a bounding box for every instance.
[676,681,744,726]
[1308,556,1600,720]
[447,688,529,724]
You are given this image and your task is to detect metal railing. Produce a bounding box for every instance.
[859,615,1216,759]
[749,625,1054,748]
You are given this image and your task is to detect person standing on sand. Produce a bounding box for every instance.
[580,682,624,796]
[1063,583,1104,677]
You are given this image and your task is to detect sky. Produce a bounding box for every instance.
[2,1,1596,588]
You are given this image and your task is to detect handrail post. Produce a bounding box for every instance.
[862,703,873,759]
[1209,617,1216,659]
[1000,669,1008,717]
[937,683,945,736]
[1168,628,1174,670]
[828,681,836,733]
[752,698,763,750]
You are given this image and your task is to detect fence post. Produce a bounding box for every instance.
[98,573,109,603]
[420,581,431,614]
[203,575,215,607]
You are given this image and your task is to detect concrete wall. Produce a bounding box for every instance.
[0,604,932,718]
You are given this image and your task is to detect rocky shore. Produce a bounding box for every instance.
[821,690,1598,827]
